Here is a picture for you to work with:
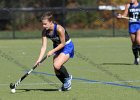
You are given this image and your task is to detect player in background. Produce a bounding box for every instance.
[117,0,140,65]
[35,12,74,91]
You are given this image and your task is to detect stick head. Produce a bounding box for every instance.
[10,83,15,89]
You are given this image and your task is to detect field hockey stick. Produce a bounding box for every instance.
[113,12,137,21]
[121,16,136,21]
[10,55,48,90]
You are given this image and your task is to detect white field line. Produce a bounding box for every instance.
[0,83,61,86]
[1,80,140,86]
[82,80,140,84]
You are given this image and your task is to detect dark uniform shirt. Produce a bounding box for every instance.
[129,2,140,23]
[42,23,70,46]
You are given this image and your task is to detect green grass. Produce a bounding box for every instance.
[0,37,140,100]
[0,29,129,39]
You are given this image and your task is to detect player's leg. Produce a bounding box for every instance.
[136,29,140,46]
[136,29,140,60]
[130,33,139,64]
[53,53,72,91]
[54,55,65,84]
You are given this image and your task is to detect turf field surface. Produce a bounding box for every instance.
[0,37,140,100]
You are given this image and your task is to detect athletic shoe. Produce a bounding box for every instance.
[59,75,72,91]
[58,85,71,91]
[134,58,139,65]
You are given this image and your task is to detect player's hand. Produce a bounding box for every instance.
[47,50,54,57]
[117,14,122,18]
[34,60,40,66]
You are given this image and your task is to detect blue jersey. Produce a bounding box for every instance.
[128,2,140,23]
[42,23,70,45]
[42,23,74,58]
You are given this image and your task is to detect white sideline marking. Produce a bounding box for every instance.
[0,80,140,86]
[82,80,140,84]
[0,83,61,86]
[114,80,140,83]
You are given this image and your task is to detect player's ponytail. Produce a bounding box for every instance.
[41,11,54,22]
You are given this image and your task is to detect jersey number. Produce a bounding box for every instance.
[132,12,139,19]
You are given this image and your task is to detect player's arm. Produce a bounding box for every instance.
[47,25,65,57]
[117,4,130,18]
[35,31,47,64]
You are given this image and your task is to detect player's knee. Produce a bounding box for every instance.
[53,62,61,70]
[136,39,140,44]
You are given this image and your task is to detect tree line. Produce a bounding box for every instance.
[0,0,129,30]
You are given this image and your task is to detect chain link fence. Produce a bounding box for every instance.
[0,0,129,39]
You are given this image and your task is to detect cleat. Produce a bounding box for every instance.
[58,85,72,91]
[134,58,139,65]
[59,75,72,91]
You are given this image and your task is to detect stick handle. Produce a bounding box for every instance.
[31,55,48,71]
[10,55,48,89]
[121,16,137,21]
[39,55,47,63]
[121,16,130,20]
